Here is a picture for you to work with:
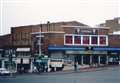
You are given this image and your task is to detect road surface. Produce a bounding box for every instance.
[0,66,120,83]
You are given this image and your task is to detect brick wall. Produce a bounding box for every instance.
[0,34,12,48]
[109,35,120,47]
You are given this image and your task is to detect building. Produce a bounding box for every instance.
[48,26,109,65]
[0,20,120,73]
[99,17,120,34]
[0,34,13,69]
[0,21,88,72]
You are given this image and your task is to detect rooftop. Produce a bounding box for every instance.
[61,25,110,29]
[11,21,88,29]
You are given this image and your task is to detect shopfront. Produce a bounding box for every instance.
[94,47,120,65]
[48,45,120,66]
[16,47,31,73]
[48,33,109,65]
[65,50,108,65]
[16,58,31,73]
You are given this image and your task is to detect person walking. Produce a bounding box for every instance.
[74,62,77,71]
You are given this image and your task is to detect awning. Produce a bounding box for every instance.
[93,47,120,52]
[48,45,120,52]
[48,45,85,51]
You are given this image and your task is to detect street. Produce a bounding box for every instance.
[0,66,120,83]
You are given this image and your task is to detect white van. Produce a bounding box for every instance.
[49,58,64,71]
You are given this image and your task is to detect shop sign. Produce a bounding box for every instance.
[93,51,107,54]
[66,51,107,55]
[66,51,81,54]
[23,59,29,64]
[110,52,118,55]
[66,51,93,54]
[16,48,30,52]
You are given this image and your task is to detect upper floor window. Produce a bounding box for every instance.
[91,36,98,45]
[99,36,106,45]
[65,35,73,44]
[83,36,89,45]
[64,34,108,46]
[74,36,81,44]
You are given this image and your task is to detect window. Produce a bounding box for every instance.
[64,34,108,46]
[83,36,89,44]
[99,36,106,45]
[74,36,81,44]
[65,35,73,44]
[91,36,98,45]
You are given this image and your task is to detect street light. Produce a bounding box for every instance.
[36,34,45,55]
[8,48,16,76]
[36,34,43,57]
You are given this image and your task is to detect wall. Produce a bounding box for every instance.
[109,35,120,47]
[105,18,120,33]
[0,34,12,48]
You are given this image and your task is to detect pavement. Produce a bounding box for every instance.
[0,65,120,83]
[2,65,119,77]
[39,65,120,75]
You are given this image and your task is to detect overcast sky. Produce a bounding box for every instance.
[0,0,120,35]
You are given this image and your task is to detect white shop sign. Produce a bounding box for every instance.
[66,51,107,54]
[23,59,29,64]
[16,48,30,52]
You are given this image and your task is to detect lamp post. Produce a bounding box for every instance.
[36,34,42,57]
[8,49,13,76]
[8,48,16,77]
[38,24,43,57]
[36,33,44,56]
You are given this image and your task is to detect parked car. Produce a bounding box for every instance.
[0,68,10,76]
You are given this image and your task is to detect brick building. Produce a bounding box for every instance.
[99,17,120,34]
[0,21,88,72]
[0,34,12,68]
[0,20,120,72]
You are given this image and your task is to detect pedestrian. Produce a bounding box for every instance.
[74,62,77,71]
[21,67,24,73]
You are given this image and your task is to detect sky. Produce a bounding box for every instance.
[0,0,120,35]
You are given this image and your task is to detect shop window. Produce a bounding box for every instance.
[65,35,73,44]
[91,36,98,45]
[83,36,89,45]
[99,36,106,45]
[74,36,81,44]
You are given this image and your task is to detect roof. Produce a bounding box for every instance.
[61,25,110,29]
[11,21,88,29]
[31,31,65,35]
